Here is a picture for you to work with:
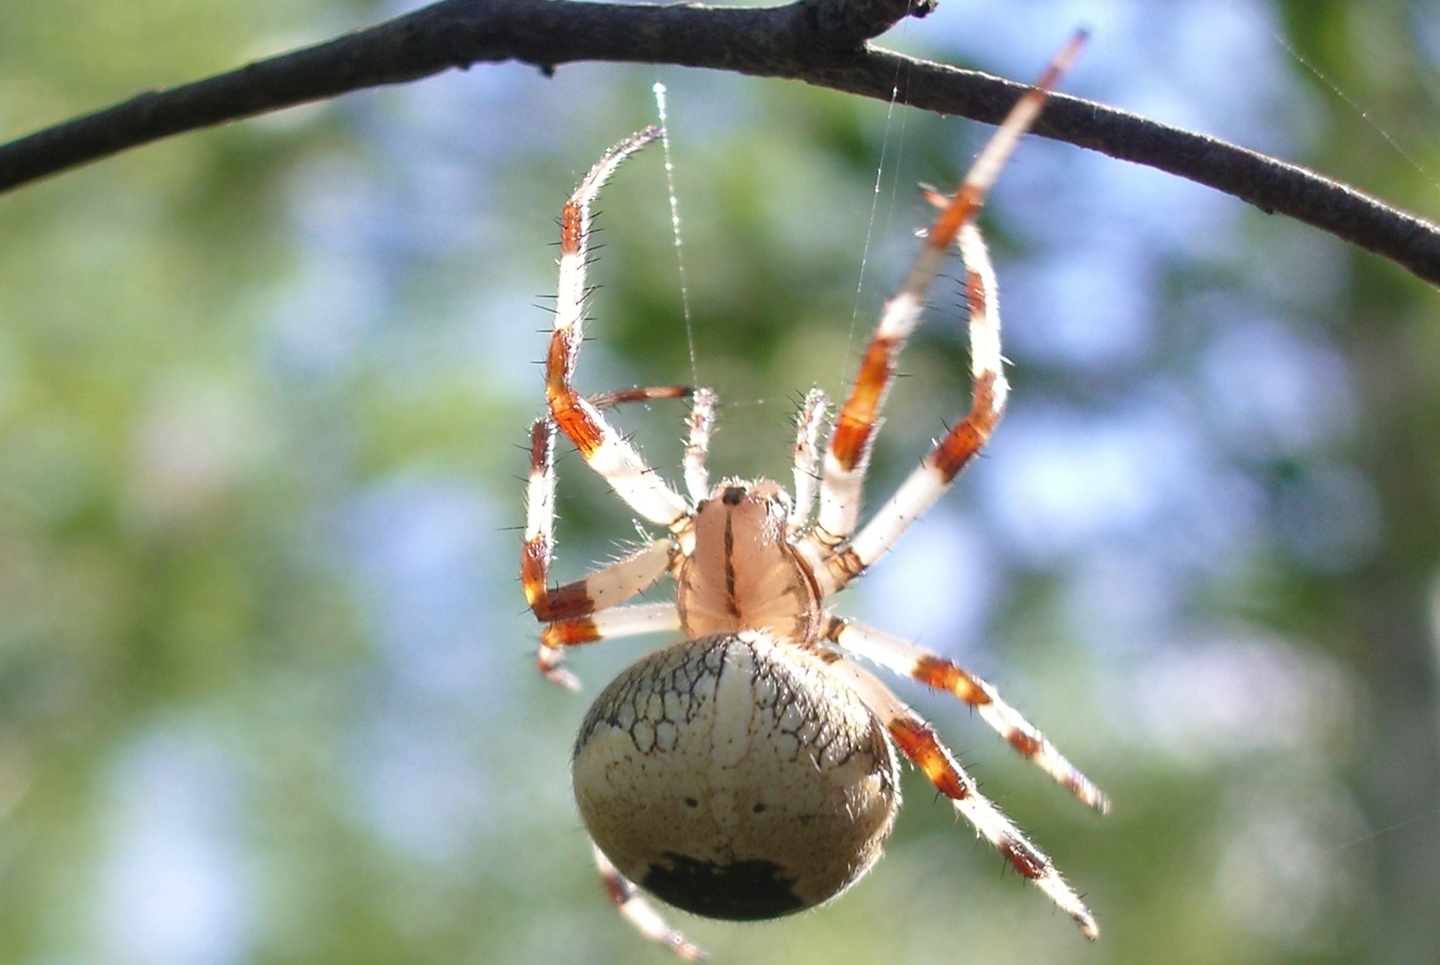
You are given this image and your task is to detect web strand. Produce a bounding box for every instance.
[1273,33,1440,195]
[652,81,700,387]
[848,72,905,365]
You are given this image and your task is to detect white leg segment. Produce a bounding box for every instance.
[530,544,672,686]
[561,403,693,529]
[587,602,681,638]
[570,541,674,614]
[685,388,716,504]
[524,418,557,553]
[806,456,867,557]
[538,603,682,691]
[789,388,827,539]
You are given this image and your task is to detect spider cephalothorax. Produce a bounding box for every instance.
[675,479,820,641]
[522,31,1105,960]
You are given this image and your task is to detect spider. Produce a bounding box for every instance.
[522,31,1105,960]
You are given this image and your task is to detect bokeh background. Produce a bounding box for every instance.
[2,0,1439,962]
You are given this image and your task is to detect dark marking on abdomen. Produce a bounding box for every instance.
[643,852,804,920]
[723,514,739,616]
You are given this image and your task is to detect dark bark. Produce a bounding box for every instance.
[0,0,1438,288]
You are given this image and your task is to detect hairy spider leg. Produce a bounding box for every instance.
[579,382,717,505]
[524,418,677,688]
[801,28,1087,570]
[824,616,1109,812]
[684,388,717,504]
[546,126,693,533]
[787,388,828,536]
[820,653,1099,939]
[524,420,674,623]
[537,602,682,688]
[592,841,708,961]
[587,385,691,410]
[528,377,715,686]
[814,220,999,594]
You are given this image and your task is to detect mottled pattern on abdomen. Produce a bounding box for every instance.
[573,632,899,920]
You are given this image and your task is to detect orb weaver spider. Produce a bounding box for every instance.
[522,31,1104,959]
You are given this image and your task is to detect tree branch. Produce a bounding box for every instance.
[1,0,1437,288]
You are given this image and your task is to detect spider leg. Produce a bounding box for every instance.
[589,385,716,505]
[592,841,707,961]
[820,653,1099,939]
[527,539,674,690]
[802,30,1086,567]
[788,388,827,538]
[815,221,1001,595]
[524,419,673,623]
[824,616,1109,813]
[548,127,693,533]
[587,385,691,410]
[524,419,677,688]
[684,388,717,504]
[585,383,717,505]
[539,603,681,690]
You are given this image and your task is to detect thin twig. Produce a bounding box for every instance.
[0,0,1437,287]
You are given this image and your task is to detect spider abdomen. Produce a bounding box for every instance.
[572,632,899,921]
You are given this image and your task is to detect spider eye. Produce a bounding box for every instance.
[721,485,746,505]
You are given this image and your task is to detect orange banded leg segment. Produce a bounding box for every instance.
[821,656,1099,939]
[523,418,674,685]
[825,617,1109,813]
[818,223,1004,597]
[528,540,672,625]
[549,128,691,528]
[592,841,707,961]
[538,603,680,690]
[807,30,1085,575]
